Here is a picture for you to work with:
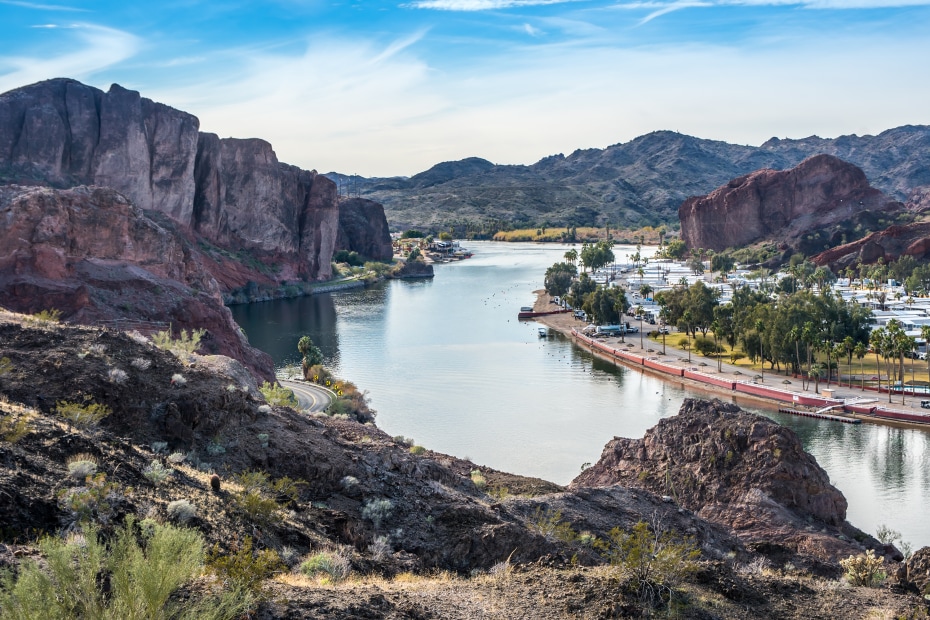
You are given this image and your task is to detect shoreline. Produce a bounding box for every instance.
[530,290,930,432]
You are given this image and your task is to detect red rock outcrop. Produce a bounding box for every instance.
[570,399,883,563]
[679,154,902,252]
[0,78,390,283]
[813,221,930,271]
[0,184,274,381]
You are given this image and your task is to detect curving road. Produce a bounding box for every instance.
[280,379,335,413]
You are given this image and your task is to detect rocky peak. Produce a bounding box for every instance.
[0,78,391,283]
[678,154,903,253]
[569,399,885,563]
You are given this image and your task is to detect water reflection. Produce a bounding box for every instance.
[231,241,930,546]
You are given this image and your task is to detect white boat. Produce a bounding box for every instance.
[538,327,549,337]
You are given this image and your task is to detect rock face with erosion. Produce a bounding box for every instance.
[678,154,903,254]
[335,197,393,261]
[0,184,274,380]
[0,78,390,282]
[571,399,886,564]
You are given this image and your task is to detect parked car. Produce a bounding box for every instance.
[658,326,670,335]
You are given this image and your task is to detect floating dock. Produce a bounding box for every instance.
[777,408,861,424]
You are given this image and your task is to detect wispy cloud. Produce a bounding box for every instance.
[523,22,544,35]
[0,23,139,93]
[407,0,580,10]
[613,0,930,23]
[0,0,89,11]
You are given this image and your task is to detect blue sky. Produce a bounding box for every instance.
[1,0,929,177]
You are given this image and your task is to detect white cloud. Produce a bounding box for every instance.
[523,22,544,35]
[0,24,140,94]
[407,0,580,10]
[0,0,89,10]
[149,25,930,178]
[612,0,930,18]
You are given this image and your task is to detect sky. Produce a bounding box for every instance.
[1,1,929,178]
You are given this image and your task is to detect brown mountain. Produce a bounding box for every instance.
[678,154,905,254]
[330,126,930,232]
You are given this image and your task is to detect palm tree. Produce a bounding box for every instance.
[755,319,765,383]
[854,342,867,391]
[921,325,930,390]
[871,327,888,402]
[640,283,653,300]
[635,304,646,349]
[564,248,578,266]
[842,336,855,388]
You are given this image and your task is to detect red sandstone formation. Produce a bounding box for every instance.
[0,185,274,380]
[679,154,901,253]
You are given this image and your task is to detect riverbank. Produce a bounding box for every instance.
[530,290,930,431]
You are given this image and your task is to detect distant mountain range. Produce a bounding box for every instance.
[329,126,930,232]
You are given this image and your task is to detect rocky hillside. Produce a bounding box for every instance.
[678,154,905,254]
[0,184,275,380]
[330,125,930,231]
[570,399,893,571]
[813,221,930,271]
[0,319,927,617]
[0,78,392,283]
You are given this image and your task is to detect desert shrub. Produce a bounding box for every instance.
[107,368,128,384]
[340,475,359,490]
[0,410,32,443]
[470,469,487,491]
[151,327,205,355]
[840,550,886,587]
[206,439,226,456]
[597,520,700,606]
[58,473,120,525]
[67,454,99,480]
[166,499,197,523]
[143,460,172,485]
[368,536,391,561]
[257,433,269,448]
[257,404,272,414]
[361,498,394,529]
[231,471,303,525]
[875,524,901,545]
[0,357,12,378]
[300,550,352,583]
[55,400,111,428]
[0,519,250,619]
[87,344,107,356]
[393,435,414,447]
[167,451,186,464]
[30,308,61,323]
[170,373,187,387]
[409,445,426,455]
[530,507,577,543]
[151,441,168,454]
[207,536,284,596]
[259,381,297,407]
[130,357,151,371]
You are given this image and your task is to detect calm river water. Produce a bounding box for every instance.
[231,241,930,547]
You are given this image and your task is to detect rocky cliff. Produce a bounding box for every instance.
[0,78,393,283]
[0,184,274,380]
[335,197,393,261]
[812,221,930,271]
[678,155,904,253]
[571,399,889,565]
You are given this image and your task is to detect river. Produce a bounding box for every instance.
[231,241,930,547]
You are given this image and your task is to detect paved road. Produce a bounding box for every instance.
[280,379,335,413]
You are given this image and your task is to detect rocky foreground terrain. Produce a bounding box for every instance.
[1,311,928,618]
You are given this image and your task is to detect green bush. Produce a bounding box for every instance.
[231,471,303,525]
[58,473,119,525]
[694,336,724,357]
[470,469,487,491]
[361,498,394,529]
[597,520,700,606]
[30,308,62,323]
[0,409,32,443]
[840,550,886,587]
[143,460,172,485]
[151,327,205,355]
[0,519,251,619]
[167,499,197,524]
[207,536,284,596]
[299,550,351,582]
[259,381,298,407]
[55,400,111,428]
[529,507,577,543]
[67,454,99,480]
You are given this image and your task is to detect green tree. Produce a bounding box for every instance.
[298,336,323,378]
[580,240,615,273]
[583,286,628,326]
[544,262,577,298]
[567,273,597,309]
[663,239,686,259]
